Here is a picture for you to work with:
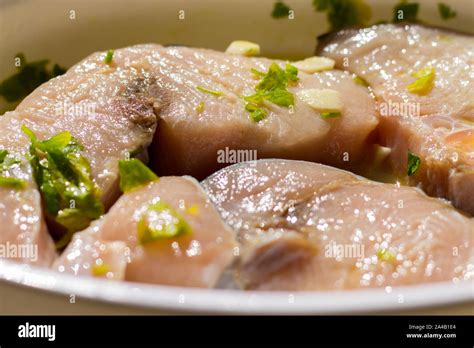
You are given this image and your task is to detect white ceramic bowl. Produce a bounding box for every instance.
[0,0,473,314]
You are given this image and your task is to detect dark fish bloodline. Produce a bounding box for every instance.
[127,75,169,108]
[202,159,474,291]
[145,44,379,180]
[0,61,164,265]
[50,72,165,237]
[117,74,168,130]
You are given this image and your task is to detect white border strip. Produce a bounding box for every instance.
[1,260,473,314]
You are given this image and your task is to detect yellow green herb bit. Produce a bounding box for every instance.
[21,125,104,242]
[118,158,159,193]
[0,149,27,189]
[196,101,205,113]
[91,263,110,277]
[406,66,435,95]
[377,248,396,263]
[137,201,191,244]
[407,151,421,176]
[196,86,224,97]
[104,50,114,65]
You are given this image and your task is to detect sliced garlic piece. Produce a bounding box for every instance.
[297,89,343,112]
[373,145,392,167]
[225,40,261,57]
[293,56,335,73]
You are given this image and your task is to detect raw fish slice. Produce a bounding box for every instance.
[318,24,474,214]
[53,176,237,288]
[202,160,474,291]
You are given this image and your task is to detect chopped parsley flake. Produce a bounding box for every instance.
[0,176,27,189]
[0,149,27,189]
[196,86,224,97]
[245,103,268,122]
[407,151,421,176]
[91,263,110,277]
[119,158,159,193]
[272,1,292,19]
[320,111,342,119]
[137,201,191,244]
[104,50,114,64]
[406,66,436,95]
[377,248,396,263]
[393,1,419,23]
[353,75,369,87]
[313,0,372,31]
[22,125,104,244]
[284,64,299,83]
[250,68,266,78]
[244,63,298,122]
[196,101,205,113]
[185,204,200,216]
[438,3,456,20]
[0,53,66,104]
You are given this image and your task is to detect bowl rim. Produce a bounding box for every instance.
[0,0,473,315]
[1,260,472,314]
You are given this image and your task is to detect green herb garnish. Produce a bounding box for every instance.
[196,86,224,97]
[393,1,419,23]
[438,3,456,20]
[91,263,110,277]
[118,158,159,193]
[0,150,27,189]
[250,68,266,78]
[244,63,298,122]
[406,66,435,95]
[313,0,372,31]
[0,53,66,104]
[407,151,421,176]
[22,125,103,239]
[353,75,369,87]
[0,149,20,167]
[272,1,292,19]
[137,201,191,244]
[320,111,342,119]
[0,176,26,189]
[245,103,268,122]
[104,50,114,65]
[284,64,299,83]
[196,101,205,113]
[377,248,396,263]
